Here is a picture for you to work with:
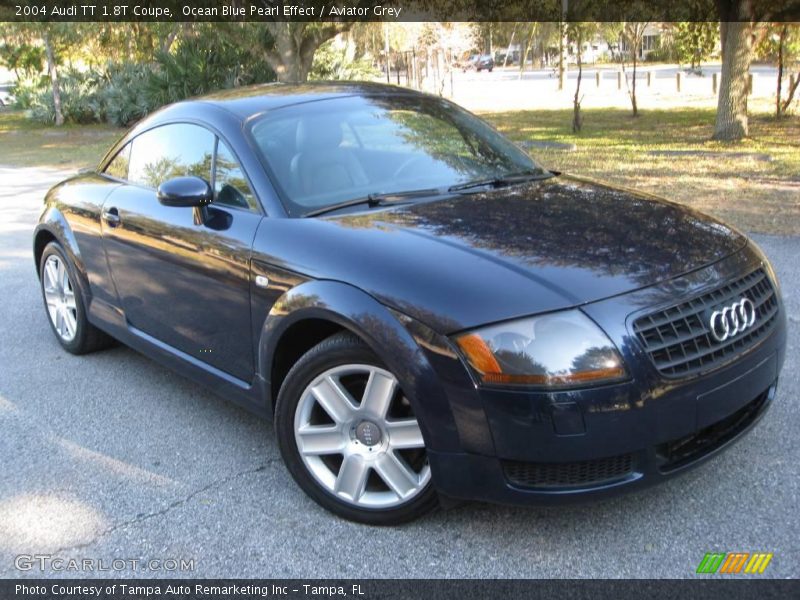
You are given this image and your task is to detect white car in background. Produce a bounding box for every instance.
[0,84,13,107]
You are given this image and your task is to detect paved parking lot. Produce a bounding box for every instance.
[0,166,798,578]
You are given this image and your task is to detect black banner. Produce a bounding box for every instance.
[1,0,799,22]
[2,580,800,600]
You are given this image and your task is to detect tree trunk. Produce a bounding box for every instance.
[263,24,351,83]
[267,33,316,83]
[713,19,754,140]
[43,31,64,127]
[558,21,567,90]
[573,34,583,133]
[781,72,800,114]
[161,25,180,55]
[519,23,537,79]
[631,48,638,116]
[776,25,785,117]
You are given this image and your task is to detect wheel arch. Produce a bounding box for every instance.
[258,280,460,452]
[34,205,83,271]
[33,212,91,304]
[33,227,58,277]
[268,317,348,408]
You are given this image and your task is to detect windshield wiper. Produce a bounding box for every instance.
[303,188,441,218]
[448,170,553,193]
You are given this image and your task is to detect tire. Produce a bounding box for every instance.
[275,332,438,525]
[39,241,114,354]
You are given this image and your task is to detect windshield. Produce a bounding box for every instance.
[248,94,547,217]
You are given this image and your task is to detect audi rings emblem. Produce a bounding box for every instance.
[709,298,757,342]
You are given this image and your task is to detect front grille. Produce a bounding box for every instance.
[633,269,778,378]
[503,454,634,489]
[657,387,771,472]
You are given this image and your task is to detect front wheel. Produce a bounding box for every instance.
[275,333,437,525]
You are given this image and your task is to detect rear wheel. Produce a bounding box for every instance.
[275,333,437,525]
[39,241,113,354]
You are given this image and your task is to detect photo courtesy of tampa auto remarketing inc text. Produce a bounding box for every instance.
[0,0,798,597]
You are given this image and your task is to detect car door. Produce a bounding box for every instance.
[100,122,263,382]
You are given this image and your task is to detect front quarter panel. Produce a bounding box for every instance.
[34,173,121,308]
[257,279,463,454]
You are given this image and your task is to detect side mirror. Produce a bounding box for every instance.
[157,176,212,207]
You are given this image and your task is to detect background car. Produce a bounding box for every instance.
[474,54,495,72]
[0,83,13,107]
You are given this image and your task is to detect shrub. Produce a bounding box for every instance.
[20,68,103,124]
[11,76,47,110]
[97,62,153,127]
[17,36,277,127]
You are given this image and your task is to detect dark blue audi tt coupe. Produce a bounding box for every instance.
[34,82,786,524]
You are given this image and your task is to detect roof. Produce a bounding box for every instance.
[193,81,426,119]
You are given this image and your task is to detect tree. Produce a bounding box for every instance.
[0,30,44,79]
[567,23,598,132]
[414,22,479,95]
[42,29,63,126]
[600,22,624,62]
[713,0,759,139]
[674,22,719,72]
[711,0,789,139]
[756,23,800,117]
[620,22,649,117]
[517,23,538,78]
[228,22,355,83]
[267,23,356,82]
[774,24,800,116]
[1,23,82,126]
[558,20,568,90]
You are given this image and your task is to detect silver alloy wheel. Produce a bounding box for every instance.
[42,254,78,342]
[294,364,431,509]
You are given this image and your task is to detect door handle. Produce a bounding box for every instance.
[102,207,120,227]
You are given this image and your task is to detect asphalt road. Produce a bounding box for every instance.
[0,166,798,579]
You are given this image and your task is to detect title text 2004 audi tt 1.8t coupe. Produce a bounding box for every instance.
[34,83,786,524]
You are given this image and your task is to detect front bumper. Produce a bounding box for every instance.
[421,244,787,505]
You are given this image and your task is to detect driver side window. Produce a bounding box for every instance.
[127,124,214,189]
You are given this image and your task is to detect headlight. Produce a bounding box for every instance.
[454,310,626,387]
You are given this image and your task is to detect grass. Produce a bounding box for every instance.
[481,106,800,235]
[1,106,798,235]
[0,110,123,170]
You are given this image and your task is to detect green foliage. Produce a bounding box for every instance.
[9,75,45,109]
[0,40,44,77]
[15,35,277,127]
[145,36,275,110]
[96,62,153,127]
[310,39,380,81]
[755,23,800,62]
[20,68,102,124]
[674,22,718,70]
[644,41,677,63]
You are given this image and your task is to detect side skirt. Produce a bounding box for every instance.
[87,297,271,419]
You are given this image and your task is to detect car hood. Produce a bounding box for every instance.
[258,176,747,333]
